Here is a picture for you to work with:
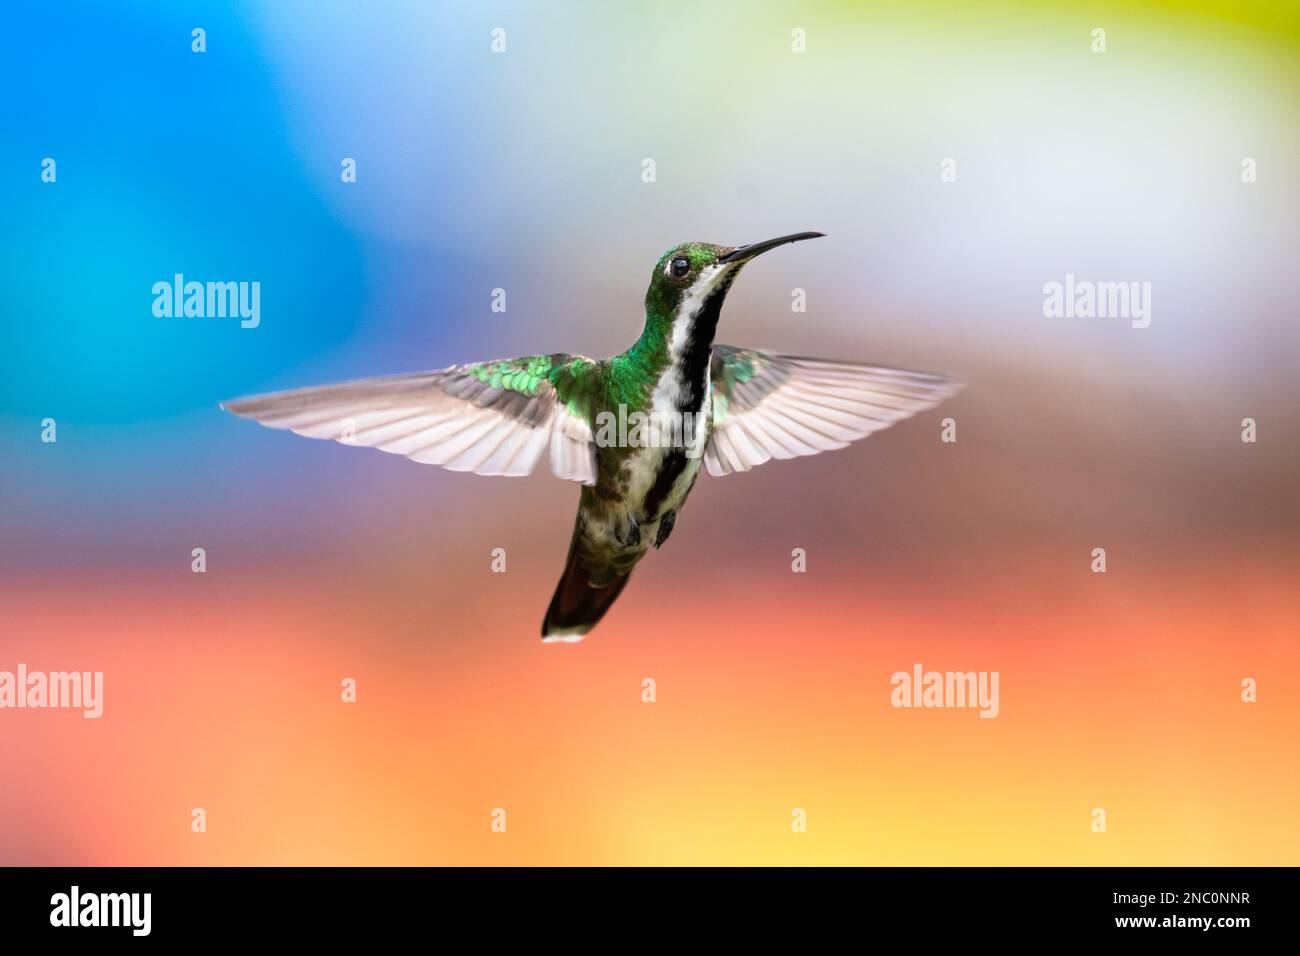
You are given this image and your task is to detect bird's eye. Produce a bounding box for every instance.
[670,256,690,278]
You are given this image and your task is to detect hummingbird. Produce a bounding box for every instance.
[222,233,961,642]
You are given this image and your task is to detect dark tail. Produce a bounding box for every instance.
[541,541,632,642]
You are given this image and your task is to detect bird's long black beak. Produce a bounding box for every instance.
[717,231,825,264]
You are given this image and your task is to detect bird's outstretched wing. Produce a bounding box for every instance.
[704,345,962,476]
[221,354,600,483]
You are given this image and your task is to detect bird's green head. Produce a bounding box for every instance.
[643,232,824,331]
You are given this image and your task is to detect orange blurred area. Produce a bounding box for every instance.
[2,542,1295,866]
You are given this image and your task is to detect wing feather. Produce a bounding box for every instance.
[221,355,599,483]
[729,419,771,467]
[705,346,962,476]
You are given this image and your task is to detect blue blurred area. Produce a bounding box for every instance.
[0,1,566,565]
[1,1,370,423]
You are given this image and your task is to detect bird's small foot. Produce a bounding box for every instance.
[616,514,641,548]
[655,510,677,548]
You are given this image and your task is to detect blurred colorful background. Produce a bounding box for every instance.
[2,0,1297,865]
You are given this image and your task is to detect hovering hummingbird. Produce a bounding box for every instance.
[222,233,961,642]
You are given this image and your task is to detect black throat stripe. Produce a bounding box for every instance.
[675,276,733,413]
[643,276,732,521]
